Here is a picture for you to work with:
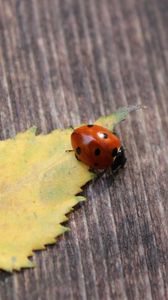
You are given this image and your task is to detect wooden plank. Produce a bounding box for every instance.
[0,0,168,299]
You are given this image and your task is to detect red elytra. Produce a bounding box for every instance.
[71,124,123,169]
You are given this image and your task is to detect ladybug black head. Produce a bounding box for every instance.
[111,146,127,172]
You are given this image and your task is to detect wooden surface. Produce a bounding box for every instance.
[0,0,168,299]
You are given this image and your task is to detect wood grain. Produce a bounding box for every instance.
[0,0,168,299]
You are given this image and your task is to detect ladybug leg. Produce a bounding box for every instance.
[89,168,106,179]
[65,149,74,152]
[75,153,81,161]
[89,167,97,173]
[95,171,106,183]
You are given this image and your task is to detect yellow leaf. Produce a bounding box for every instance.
[0,105,139,272]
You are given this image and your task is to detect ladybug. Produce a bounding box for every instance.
[71,124,126,171]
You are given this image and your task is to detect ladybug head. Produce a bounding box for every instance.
[111,146,127,172]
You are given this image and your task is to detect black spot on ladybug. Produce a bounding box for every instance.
[112,148,118,157]
[102,133,108,139]
[76,147,81,155]
[94,163,99,167]
[75,154,81,161]
[95,148,101,156]
[87,124,94,127]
